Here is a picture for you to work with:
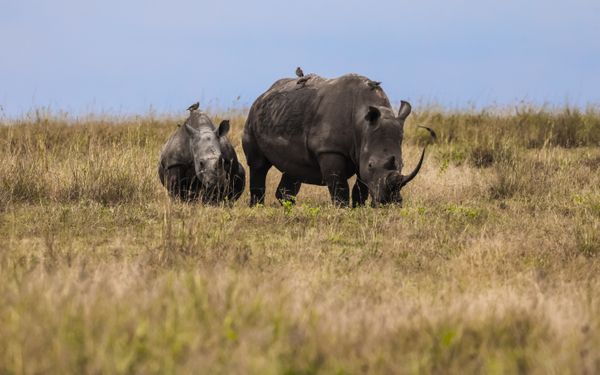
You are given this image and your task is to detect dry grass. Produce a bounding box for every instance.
[0,107,599,374]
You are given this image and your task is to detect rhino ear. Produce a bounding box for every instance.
[217,120,230,137]
[398,101,412,120]
[365,106,381,124]
[184,123,200,138]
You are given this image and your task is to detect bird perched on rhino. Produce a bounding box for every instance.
[187,102,200,112]
[367,81,381,90]
[295,67,304,78]
[297,76,310,87]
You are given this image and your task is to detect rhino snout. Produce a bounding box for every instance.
[369,172,404,206]
[196,156,226,186]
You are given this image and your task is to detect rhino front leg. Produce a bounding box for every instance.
[164,167,184,199]
[276,173,302,204]
[319,153,350,207]
[352,179,369,207]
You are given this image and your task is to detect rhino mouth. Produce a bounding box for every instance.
[368,173,403,207]
[199,178,228,204]
[370,194,403,207]
[200,172,228,191]
[201,171,238,203]
[195,157,226,184]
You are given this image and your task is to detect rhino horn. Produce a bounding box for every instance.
[399,147,426,187]
[399,126,437,187]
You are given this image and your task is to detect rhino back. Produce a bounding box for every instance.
[249,77,324,138]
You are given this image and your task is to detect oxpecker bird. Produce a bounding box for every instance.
[187,102,200,112]
[296,76,310,87]
[367,81,381,90]
[295,67,304,78]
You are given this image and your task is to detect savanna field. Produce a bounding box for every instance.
[1,107,600,374]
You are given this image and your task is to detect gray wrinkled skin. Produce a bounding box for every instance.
[243,73,427,207]
[158,109,245,203]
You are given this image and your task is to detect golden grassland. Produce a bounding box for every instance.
[1,107,599,374]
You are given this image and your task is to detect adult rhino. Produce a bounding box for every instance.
[242,73,434,207]
[158,104,245,203]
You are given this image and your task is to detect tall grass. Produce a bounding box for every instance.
[411,105,600,148]
[0,107,599,374]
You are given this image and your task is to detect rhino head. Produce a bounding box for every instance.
[359,101,430,206]
[184,116,231,194]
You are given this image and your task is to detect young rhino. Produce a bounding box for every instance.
[158,104,245,203]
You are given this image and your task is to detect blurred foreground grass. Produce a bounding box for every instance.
[0,106,599,374]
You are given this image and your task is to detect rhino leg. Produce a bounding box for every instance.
[351,179,369,208]
[187,175,203,201]
[249,164,271,205]
[161,166,181,199]
[319,153,350,207]
[276,173,302,204]
[164,167,198,201]
[244,130,272,206]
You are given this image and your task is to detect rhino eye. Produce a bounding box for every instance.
[199,161,205,169]
[368,162,373,169]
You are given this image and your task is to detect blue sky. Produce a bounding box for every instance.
[1,0,599,116]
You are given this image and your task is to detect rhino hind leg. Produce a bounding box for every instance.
[318,153,350,207]
[245,146,272,205]
[276,173,302,204]
[243,130,272,206]
[352,179,369,208]
[248,164,271,205]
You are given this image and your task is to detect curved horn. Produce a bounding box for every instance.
[399,126,437,187]
[399,147,426,187]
